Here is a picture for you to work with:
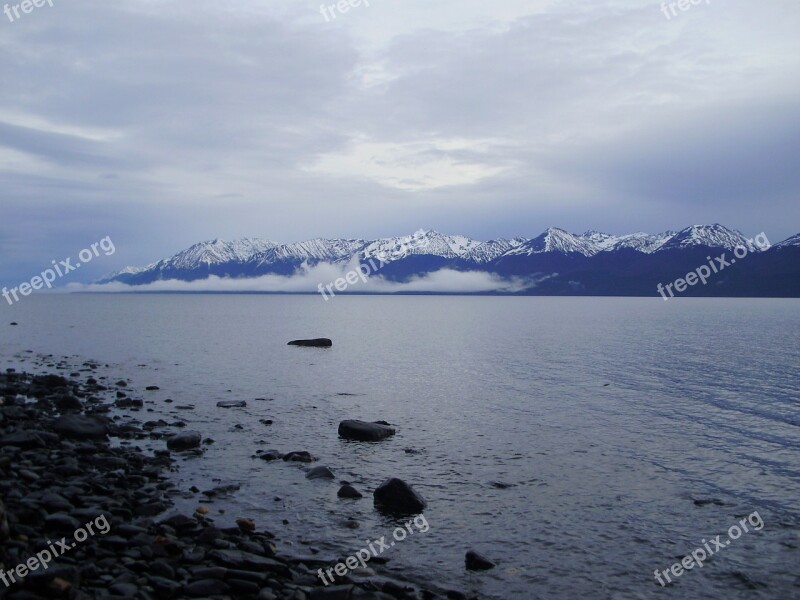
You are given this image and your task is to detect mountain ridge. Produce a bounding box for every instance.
[98,225,800,297]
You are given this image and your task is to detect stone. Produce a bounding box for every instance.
[166,431,202,451]
[287,338,333,347]
[373,478,426,514]
[306,466,335,480]
[465,550,496,571]
[338,420,396,442]
[337,485,363,499]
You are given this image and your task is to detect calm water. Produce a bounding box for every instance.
[2,295,799,599]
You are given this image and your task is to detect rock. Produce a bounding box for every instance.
[491,482,515,489]
[53,414,109,440]
[283,451,316,463]
[146,386,160,391]
[185,579,230,597]
[338,420,396,442]
[45,513,82,531]
[32,374,70,390]
[465,550,496,571]
[306,466,335,480]
[373,478,427,514]
[166,431,202,451]
[0,430,45,448]
[52,394,83,411]
[337,485,363,499]
[236,517,256,532]
[259,450,284,461]
[115,380,128,387]
[110,583,139,596]
[217,400,247,408]
[9,322,17,326]
[287,338,333,347]
[310,585,356,600]
[207,549,287,573]
[0,498,9,540]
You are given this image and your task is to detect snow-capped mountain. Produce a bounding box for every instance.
[250,238,365,267]
[161,238,278,270]
[360,230,483,263]
[657,224,753,252]
[98,225,800,297]
[775,233,800,249]
[506,228,600,257]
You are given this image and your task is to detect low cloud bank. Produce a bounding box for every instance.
[69,259,552,295]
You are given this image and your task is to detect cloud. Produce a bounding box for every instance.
[67,257,548,295]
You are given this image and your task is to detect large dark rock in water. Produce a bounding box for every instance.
[53,415,108,440]
[306,466,335,480]
[283,451,316,463]
[338,420,396,442]
[287,338,332,347]
[465,550,496,571]
[216,400,247,408]
[166,431,202,451]
[373,478,426,514]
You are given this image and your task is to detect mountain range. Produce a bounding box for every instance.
[99,225,800,297]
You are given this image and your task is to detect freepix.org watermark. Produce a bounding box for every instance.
[657,233,770,300]
[320,0,370,22]
[317,249,401,301]
[2,236,116,306]
[660,0,710,21]
[317,514,429,586]
[0,514,110,588]
[3,0,54,23]
[654,511,764,587]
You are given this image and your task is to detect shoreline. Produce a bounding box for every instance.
[0,358,470,600]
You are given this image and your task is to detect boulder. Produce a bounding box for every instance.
[0,430,45,449]
[258,450,284,461]
[465,550,496,571]
[306,466,335,480]
[217,400,247,408]
[338,420,395,442]
[166,431,202,451]
[373,478,426,514]
[283,451,316,463]
[53,414,108,440]
[287,338,332,348]
[337,485,363,499]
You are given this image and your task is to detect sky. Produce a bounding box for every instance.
[1,0,799,286]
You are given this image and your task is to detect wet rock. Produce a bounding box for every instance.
[310,585,357,600]
[53,414,109,440]
[259,449,284,461]
[237,517,256,532]
[283,451,316,463]
[53,394,83,411]
[338,485,363,499]
[373,478,427,514]
[208,549,288,573]
[338,420,396,442]
[185,579,230,597]
[145,386,160,391]
[287,338,333,347]
[166,431,202,451]
[217,400,247,408]
[0,430,45,449]
[465,550,496,571]
[306,466,335,480]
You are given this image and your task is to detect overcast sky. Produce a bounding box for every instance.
[1,0,799,284]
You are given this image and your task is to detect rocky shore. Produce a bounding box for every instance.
[0,361,473,600]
